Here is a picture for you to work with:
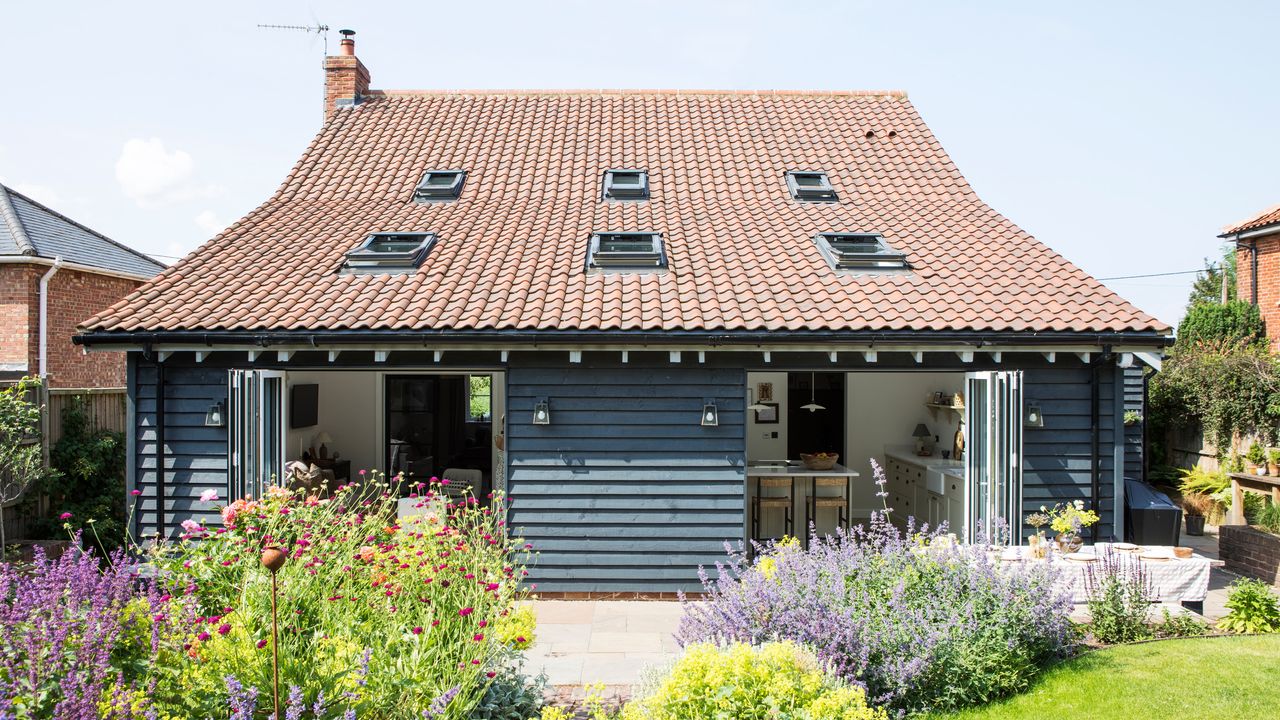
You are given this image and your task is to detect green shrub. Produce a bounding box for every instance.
[1218,578,1280,634]
[1085,552,1154,644]
[471,649,547,720]
[46,397,127,553]
[1178,299,1264,346]
[1248,441,1267,467]
[1256,502,1280,535]
[1153,607,1209,639]
[622,642,886,720]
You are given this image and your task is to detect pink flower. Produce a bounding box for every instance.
[59,512,73,520]
[458,607,473,617]
[197,631,211,642]
[412,626,423,635]
[200,489,220,502]
[257,639,268,649]
[472,633,484,642]
[180,519,203,534]
[218,623,231,636]
[130,489,142,496]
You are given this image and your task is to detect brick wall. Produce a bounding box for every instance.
[1237,235,1280,351]
[0,263,144,388]
[324,53,371,116]
[1220,524,1280,586]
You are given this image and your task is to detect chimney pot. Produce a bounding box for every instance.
[339,29,356,55]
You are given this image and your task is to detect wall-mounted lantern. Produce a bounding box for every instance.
[205,400,226,427]
[701,400,719,427]
[1024,401,1044,428]
[532,399,551,425]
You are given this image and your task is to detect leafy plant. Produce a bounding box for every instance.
[1248,441,1267,467]
[1218,578,1280,634]
[1178,299,1264,347]
[47,396,128,553]
[1153,338,1280,453]
[1123,410,1143,426]
[1256,502,1280,535]
[677,461,1074,715]
[0,377,57,556]
[471,648,547,720]
[1084,550,1155,644]
[621,643,886,720]
[1152,607,1209,639]
[1179,491,1217,518]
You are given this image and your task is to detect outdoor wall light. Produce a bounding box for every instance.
[205,400,226,428]
[1025,402,1044,428]
[532,399,551,425]
[701,401,719,427]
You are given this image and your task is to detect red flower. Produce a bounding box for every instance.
[257,639,268,649]
[473,633,484,641]
[59,512,73,520]
[197,631,211,642]
[412,626,423,635]
[459,607,473,617]
[218,623,231,636]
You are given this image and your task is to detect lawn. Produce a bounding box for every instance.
[930,635,1280,720]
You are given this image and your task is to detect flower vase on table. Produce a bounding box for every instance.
[1054,532,1084,554]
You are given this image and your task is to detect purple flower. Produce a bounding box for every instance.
[423,685,460,718]
[226,675,259,720]
[285,685,305,720]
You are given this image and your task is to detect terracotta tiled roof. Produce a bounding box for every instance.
[81,89,1167,336]
[1221,203,1280,237]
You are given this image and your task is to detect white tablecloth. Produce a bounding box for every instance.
[1003,543,1213,603]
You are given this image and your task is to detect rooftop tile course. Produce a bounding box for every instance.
[82,90,1165,335]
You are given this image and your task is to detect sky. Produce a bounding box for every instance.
[1,0,1277,328]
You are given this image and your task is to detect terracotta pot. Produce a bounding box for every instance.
[1269,462,1279,476]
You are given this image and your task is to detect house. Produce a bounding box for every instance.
[1223,202,1280,349]
[1,183,164,388]
[76,32,1169,594]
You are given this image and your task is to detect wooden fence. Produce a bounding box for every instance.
[1,387,126,543]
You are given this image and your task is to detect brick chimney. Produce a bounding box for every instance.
[324,29,371,116]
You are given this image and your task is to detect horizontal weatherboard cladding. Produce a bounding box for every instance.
[1021,366,1121,540]
[506,365,745,593]
[130,358,229,539]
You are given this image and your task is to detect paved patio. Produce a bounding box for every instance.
[525,600,683,697]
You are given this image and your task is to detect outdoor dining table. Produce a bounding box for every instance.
[1000,542,1216,604]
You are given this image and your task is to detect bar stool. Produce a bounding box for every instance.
[751,476,796,548]
[808,476,851,541]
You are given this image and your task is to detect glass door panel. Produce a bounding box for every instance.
[965,371,1023,543]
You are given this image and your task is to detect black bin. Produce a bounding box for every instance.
[1124,478,1182,546]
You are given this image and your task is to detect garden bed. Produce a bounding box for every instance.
[1220,525,1280,585]
[926,635,1280,720]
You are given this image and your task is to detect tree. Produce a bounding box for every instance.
[0,377,51,556]
[1178,299,1264,347]
[1186,245,1237,310]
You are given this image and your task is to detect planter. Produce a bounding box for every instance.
[1220,525,1280,586]
[1269,462,1279,476]
[1185,514,1206,536]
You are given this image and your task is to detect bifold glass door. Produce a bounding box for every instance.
[964,371,1023,543]
[228,370,286,500]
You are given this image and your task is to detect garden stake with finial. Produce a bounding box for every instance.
[261,545,287,719]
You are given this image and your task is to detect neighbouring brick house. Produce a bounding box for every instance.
[1223,203,1280,349]
[0,183,164,388]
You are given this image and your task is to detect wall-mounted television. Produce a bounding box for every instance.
[290,384,319,428]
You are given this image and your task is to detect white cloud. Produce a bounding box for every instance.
[115,138,220,207]
[194,209,225,236]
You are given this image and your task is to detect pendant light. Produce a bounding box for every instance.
[747,386,769,412]
[801,371,825,412]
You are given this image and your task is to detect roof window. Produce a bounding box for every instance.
[342,232,436,273]
[815,233,907,270]
[587,232,666,270]
[603,169,649,201]
[414,170,465,201]
[786,171,837,202]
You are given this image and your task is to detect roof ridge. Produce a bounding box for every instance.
[1221,201,1280,236]
[365,88,908,99]
[0,184,37,255]
[1,185,166,270]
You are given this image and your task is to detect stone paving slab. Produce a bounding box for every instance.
[525,600,683,694]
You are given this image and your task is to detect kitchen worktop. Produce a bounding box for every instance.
[745,461,860,477]
[883,446,965,478]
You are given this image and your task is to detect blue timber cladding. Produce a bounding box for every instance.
[506,365,746,593]
[130,358,228,539]
[1122,366,1146,482]
[1021,365,1121,540]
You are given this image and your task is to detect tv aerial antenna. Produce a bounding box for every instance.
[257,22,331,54]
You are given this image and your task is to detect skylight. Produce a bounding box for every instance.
[603,169,649,201]
[815,233,907,270]
[414,170,465,201]
[587,232,666,270]
[786,171,838,202]
[342,232,437,273]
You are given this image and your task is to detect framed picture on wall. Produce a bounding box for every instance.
[754,402,779,424]
[757,382,774,402]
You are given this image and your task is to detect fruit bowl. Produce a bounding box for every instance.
[800,453,839,471]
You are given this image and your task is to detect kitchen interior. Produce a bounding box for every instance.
[746,370,971,545]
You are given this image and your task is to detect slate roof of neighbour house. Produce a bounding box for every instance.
[81,89,1167,336]
[1221,202,1280,237]
[0,183,165,279]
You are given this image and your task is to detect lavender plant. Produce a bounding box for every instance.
[1083,549,1155,644]
[677,462,1074,715]
[0,539,180,719]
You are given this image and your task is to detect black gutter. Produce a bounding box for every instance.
[155,360,166,541]
[75,328,1174,348]
[1250,239,1259,306]
[1089,354,1104,543]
